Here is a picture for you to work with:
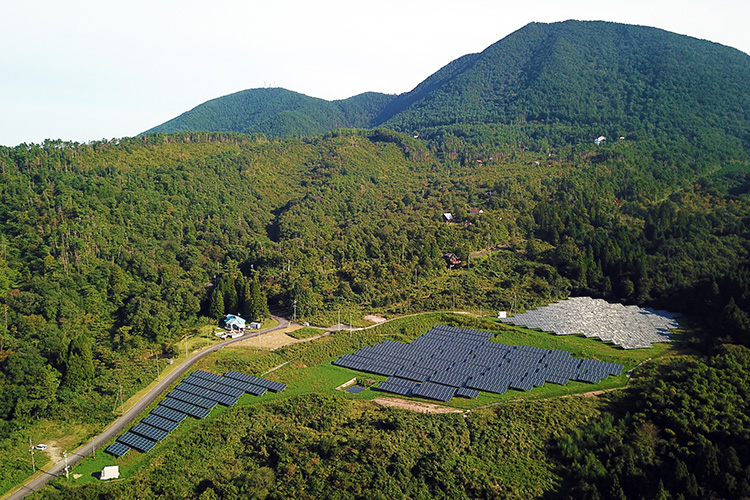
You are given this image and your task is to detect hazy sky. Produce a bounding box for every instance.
[1,0,748,147]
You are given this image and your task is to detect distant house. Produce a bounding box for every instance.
[443,253,462,269]
[443,213,455,223]
[594,136,606,145]
[249,321,262,330]
[100,466,120,480]
[224,314,246,330]
[468,209,484,215]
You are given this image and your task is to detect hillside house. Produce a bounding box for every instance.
[468,209,484,215]
[224,314,246,330]
[443,213,455,223]
[594,136,606,145]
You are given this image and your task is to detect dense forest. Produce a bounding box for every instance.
[2,18,750,500]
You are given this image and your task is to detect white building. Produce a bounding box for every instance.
[100,465,120,480]
[594,136,606,145]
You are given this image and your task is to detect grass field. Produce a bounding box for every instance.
[44,312,686,493]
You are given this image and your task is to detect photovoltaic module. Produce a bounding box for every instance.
[333,325,623,402]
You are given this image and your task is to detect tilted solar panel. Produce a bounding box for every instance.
[105,441,130,457]
[182,375,215,389]
[192,369,224,382]
[151,405,188,423]
[160,397,211,419]
[117,432,156,453]
[131,422,169,442]
[455,387,480,399]
[142,414,180,432]
[169,389,218,409]
[252,378,287,392]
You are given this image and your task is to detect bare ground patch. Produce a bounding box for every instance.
[372,397,465,415]
[232,329,302,350]
[364,314,387,324]
[45,441,63,464]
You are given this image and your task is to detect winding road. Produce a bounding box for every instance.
[5,316,289,500]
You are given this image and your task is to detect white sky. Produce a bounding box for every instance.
[1,0,748,147]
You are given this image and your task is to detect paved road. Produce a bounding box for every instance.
[6,316,289,500]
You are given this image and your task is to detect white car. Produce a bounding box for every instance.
[34,444,47,451]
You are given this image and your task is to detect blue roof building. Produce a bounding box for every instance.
[224,314,246,330]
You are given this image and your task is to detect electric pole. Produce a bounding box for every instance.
[119,384,125,415]
[29,438,35,472]
[63,450,69,479]
[293,299,297,322]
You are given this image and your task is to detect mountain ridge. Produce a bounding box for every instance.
[143,20,750,148]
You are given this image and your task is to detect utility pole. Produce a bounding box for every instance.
[338,310,341,331]
[119,384,125,415]
[29,438,35,472]
[92,437,96,459]
[293,300,297,322]
[63,451,69,479]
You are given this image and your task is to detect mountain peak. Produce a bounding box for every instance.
[143,21,750,147]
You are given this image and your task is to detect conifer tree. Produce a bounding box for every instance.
[209,287,225,320]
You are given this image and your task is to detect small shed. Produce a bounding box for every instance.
[249,321,262,330]
[100,465,120,480]
[443,213,455,223]
[594,136,606,145]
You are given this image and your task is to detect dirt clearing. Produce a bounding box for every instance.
[372,397,464,415]
[232,329,302,350]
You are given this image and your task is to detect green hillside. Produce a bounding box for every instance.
[142,88,395,138]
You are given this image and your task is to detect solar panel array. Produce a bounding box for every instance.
[333,325,623,403]
[106,370,287,457]
[500,296,682,349]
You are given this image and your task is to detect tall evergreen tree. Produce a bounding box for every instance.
[249,274,269,320]
[209,287,225,320]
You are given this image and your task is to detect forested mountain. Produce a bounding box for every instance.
[143,89,395,138]
[145,20,750,154]
[376,20,750,146]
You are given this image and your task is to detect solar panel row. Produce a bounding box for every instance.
[333,325,624,402]
[224,370,287,392]
[131,422,169,442]
[175,382,239,407]
[151,405,188,423]
[117,432,157,453]
[108,368,287,457]
[105,441,130,457]
[500,296,679,348]
[142,414,180,432]
[160,396,211,419]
